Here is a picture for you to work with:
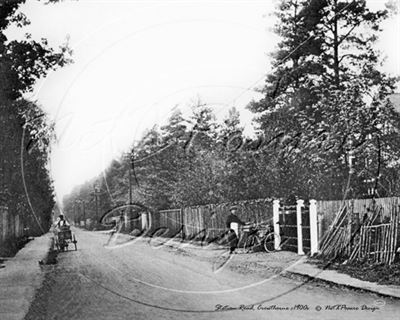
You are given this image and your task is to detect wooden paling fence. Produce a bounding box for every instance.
[355,205,399,265]
[316,197,400,236]
[318,197,400,265]
[0,206,26,255]
[156,209,183,237]
[152,196,400,262]
[153,198,274,241]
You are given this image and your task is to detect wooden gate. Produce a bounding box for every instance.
[279,204,311,253]
[301,205,311,253]
[279,205,297,252]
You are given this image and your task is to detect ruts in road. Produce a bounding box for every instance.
[25,228,400,320]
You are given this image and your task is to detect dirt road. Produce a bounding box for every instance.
[25,228,400,320]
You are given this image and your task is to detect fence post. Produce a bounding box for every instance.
[273,200,281,250]
[180,207,184,240]
[1,206,8,242]
[15,214,20,238]
[1,206,6,242]
[317,212,323,243]
[309,199,318,256]
[181,207,186,240]
[296,199,305,255]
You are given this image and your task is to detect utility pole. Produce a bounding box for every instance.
[82,200,86,228]
[75,199,84,227]
[74,199,81,225]
[93,186,101,228]
[74,200,77,225]
[128,162,133,210]
[123,148,137,232]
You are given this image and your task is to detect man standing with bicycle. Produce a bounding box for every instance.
[226,205,245,254]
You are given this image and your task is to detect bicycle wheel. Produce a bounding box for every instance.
[263,232,280,253]
[244,235,261,253]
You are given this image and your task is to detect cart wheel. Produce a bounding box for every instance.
[55,239,60,252]
[73,235,77,251]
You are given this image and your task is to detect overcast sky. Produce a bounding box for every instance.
[7,0,400,203]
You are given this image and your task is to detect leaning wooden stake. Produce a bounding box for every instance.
[319,206,347,253]
[319,206,346,250]
[389,207,399,265]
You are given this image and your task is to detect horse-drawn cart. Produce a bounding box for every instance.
[55,226,77,251]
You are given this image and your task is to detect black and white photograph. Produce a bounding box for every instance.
[1,0,400,319]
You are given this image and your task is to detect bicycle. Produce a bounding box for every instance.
[243,223,280,253]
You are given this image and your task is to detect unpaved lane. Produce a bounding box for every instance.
[26,228,400,320]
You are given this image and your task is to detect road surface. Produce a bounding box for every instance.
[26,228,400,320]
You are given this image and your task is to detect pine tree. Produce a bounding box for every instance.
[248,0,400,199]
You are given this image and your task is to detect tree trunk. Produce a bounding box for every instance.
[293,0,300,88]
[333,0,340,88]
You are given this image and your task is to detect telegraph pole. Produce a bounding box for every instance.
[74,200,78,226]
[128,162,133,210]
[82,200,86,228]
[75,199,85,227]
[95,188,99,223]
[92,185,102,225]
[123,148,137,232]
[74,199,80,226]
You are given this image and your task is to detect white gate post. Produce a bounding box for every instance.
[273,200,281,250]
[141,212,147,230]
[309,199,319,256]
[296,199,305,255]
[124,208,130,232]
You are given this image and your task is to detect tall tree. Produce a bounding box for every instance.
[249,0,399,199]
[0,1,72,100]
[1,0,72,241]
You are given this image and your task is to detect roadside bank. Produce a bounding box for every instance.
[0,233,53,320]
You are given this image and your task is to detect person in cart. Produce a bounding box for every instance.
[53,214,77,251]
[226,205,245,254]
[54,214,70,232]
